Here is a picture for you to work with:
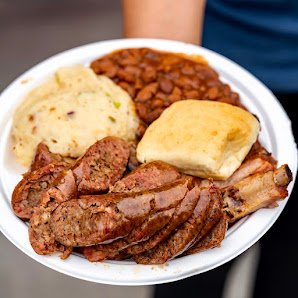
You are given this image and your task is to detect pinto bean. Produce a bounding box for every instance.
[218,97,237,105]
[159,77,174,94]
[135,82,159,103]
[118,81,136,98]
[221,84,232,97]
[117,68,136,83]
[137,122,147,139]
[118,55,139,66]
[90,59,114,73]
[183,90,200,99]
[154,92,167,101]
[144,108,164,123]
[103,67,118,79]
[165,69,180,80]
[181,65,195,76]
[124,65,141,79]
[151,99,165,108]
[135,104,149,119]
[168,86,182,103]
[204,86,219,100]
[142,65,157,83]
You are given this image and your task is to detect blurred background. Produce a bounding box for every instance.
[1,1,297,298]
[0,0,123,92]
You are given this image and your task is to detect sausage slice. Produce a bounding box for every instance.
[72,137,130,194]
[133,184,218,264]
[29,169,77,258]
[51,178,191,247]
[12,162,70,220]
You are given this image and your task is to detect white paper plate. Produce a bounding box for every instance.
[0,39,297,286]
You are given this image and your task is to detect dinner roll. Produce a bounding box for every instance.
[136,100,260,180]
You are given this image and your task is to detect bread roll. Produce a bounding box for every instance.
[136,100,260,180]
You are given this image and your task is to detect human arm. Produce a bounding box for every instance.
[121,0,206,45]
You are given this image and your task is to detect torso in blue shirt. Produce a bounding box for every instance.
[202,0,298,93]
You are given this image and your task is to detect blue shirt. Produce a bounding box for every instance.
[202,0,298,93]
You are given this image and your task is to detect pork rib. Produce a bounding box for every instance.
[223,164,292,223]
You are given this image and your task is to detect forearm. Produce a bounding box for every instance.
[121,0,206,45]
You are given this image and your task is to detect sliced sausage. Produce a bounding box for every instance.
[127,184,201,255]
[110,160,181,193]
[133,184,217,264]
[29,142,63,172]
[29,169,77,258]
[12,161,70,220]
[82,208,175,262]
[184,214,228,255]
[51,178,191,247]
[72,137,130,195]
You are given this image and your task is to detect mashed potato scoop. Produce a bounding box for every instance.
[12,65,139,167]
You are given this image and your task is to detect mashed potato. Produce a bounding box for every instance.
[12,65,139,167]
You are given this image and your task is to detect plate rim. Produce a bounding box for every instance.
[0,38,297,285]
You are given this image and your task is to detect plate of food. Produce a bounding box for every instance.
[0,38,296,285]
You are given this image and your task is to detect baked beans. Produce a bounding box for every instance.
[90,48,242,138]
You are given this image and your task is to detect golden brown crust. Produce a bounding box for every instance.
[136,100,260,180]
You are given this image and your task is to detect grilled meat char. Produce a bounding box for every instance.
[72,137,131,195]
[82,208,176,262]
[110,160,181,193]
[184,214,228,255]
[133,183,219,264]
[19,137,292,264]
[82,181,199,261]
[81,161,183,261]
[29,142,64,173]
[183,185,224,253]
[12,162,70,220]
[51,178,192,247]
[29,169,77,258]
[127,185,201,255]
[28,137,131,257]
[223,164,292,223]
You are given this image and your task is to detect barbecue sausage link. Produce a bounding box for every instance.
[127,183,201,255]
[81,208,175,262]
[110,160,181,193]
[12,161,70,220]
[184,214,228,255]
[29,169,77,257]
[81,160,182,261]
[184,185,223,252]
[51,178,191,247]
[29,142,63,172]
[133,183,219,264]
[72,136,130,195]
